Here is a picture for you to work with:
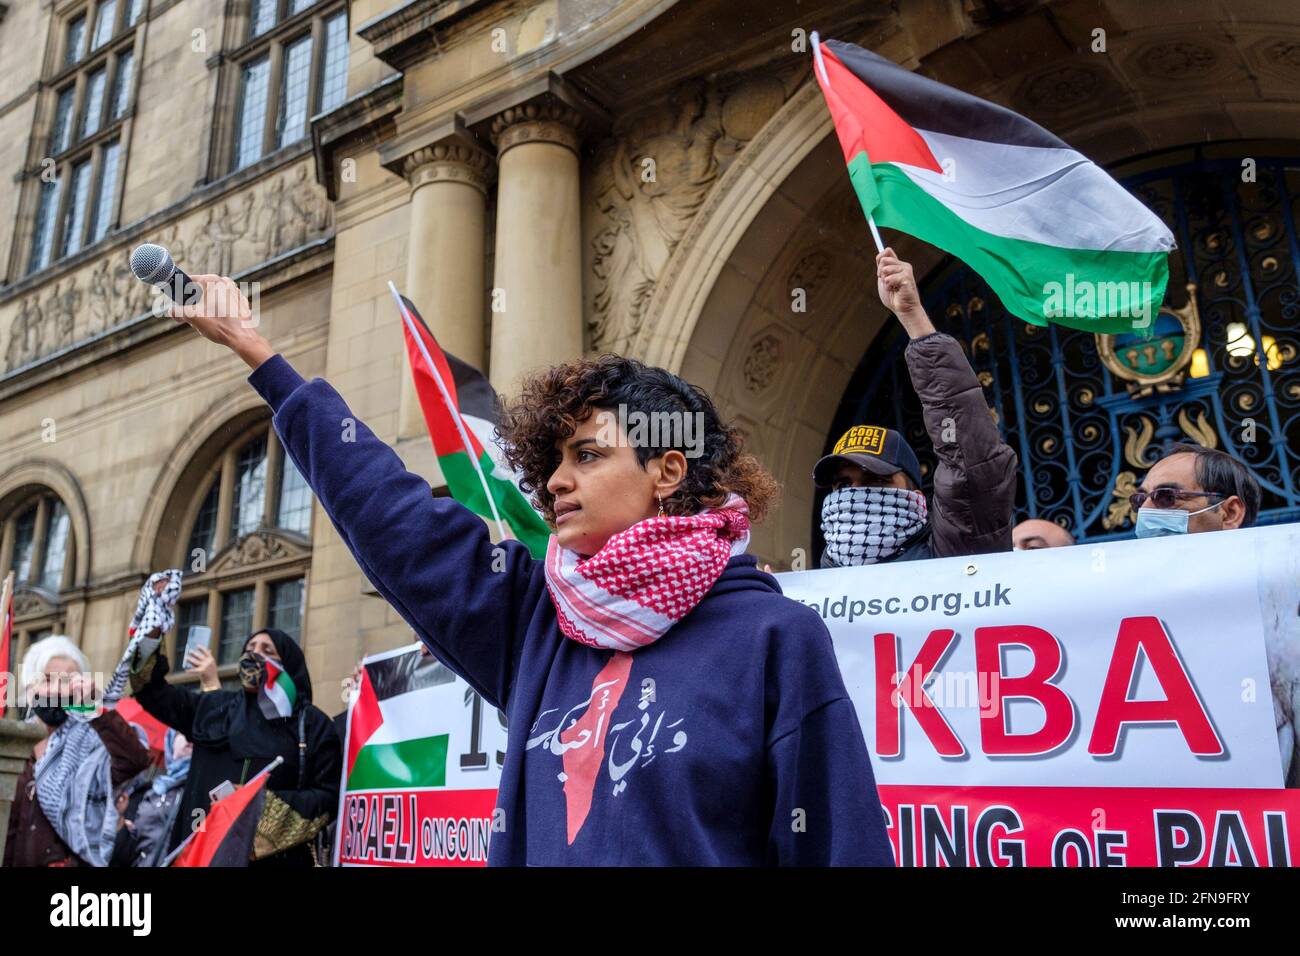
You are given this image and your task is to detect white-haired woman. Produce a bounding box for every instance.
[3,635,150,867]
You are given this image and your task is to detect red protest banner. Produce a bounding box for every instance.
[878,785,1300,867]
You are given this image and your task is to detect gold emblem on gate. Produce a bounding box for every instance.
[1095,283,1200,399]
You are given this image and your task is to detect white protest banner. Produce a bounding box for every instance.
[778,523,1300,866]
[336,524,1300,866]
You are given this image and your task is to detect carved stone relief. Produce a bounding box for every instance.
[1134,41,1218,80]
[742,333,782,394]
[784,249,834,328]
[586,71,792,352]
[13,587,57,617]
[1263,39,1300,71]
[4,160,333,372]
[207,529,305,574]
[1018,66,1101,112]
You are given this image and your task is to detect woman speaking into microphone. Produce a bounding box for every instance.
[167,274,893,866]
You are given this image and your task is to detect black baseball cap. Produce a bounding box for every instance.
[813,424,922,490]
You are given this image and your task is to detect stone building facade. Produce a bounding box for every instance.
[2,0,1298,712]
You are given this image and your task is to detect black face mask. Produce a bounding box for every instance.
[238,652,266,693]
[30,704,68,727]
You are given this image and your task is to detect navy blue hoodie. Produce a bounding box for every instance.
[249,353,894,866]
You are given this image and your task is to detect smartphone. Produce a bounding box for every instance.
[182,626,212,668]
[208,780,236,803]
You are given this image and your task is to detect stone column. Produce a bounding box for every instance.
[396,139,494,441]
[487,99,584,396]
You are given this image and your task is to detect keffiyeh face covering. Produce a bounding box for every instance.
[544,493,751,651]
[820,486,928,566]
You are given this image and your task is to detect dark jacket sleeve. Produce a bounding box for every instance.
[247,353,545,711]
[904,331,1018,558]
[109,825,133,868]
[91,709,153,788]
[109,788,148,868]
[765,608,895,866]
[130,649,200,739]
[2,762,26,867]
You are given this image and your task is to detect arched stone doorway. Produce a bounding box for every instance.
[637,15,1300,566]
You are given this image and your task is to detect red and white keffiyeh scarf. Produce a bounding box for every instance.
[544,493,752,651]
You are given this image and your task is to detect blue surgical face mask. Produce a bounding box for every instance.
[1134,500,1222,538]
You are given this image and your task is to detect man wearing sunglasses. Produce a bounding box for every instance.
[1132,442,1261,537]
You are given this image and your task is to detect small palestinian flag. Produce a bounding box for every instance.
[811,35,1175,333]
[170,760,275,867]
[258,656,296,720]
[64,701,102,721]
[344,647,453,792]
[391,285,551,559]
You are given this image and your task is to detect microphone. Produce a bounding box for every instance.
[129,243,203,306]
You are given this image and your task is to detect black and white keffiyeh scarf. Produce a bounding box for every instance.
[33,720,120,866]
[105,569,183,703]
[33,570,183,865]
[128,569,182,639]
[820,486,929,567]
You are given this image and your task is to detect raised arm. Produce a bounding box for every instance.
[130,649,201,739]
[90,709,153,788]
[876,249,1017,557]
[168,275,546,710]
[904,331,1017,556]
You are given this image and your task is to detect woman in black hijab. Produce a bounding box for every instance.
[129,628,341,867]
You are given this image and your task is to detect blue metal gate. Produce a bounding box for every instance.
[827,152,1300,543]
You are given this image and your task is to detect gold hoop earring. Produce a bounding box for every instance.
[657,494,665,518]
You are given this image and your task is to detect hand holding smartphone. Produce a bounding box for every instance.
[182,626,212,669]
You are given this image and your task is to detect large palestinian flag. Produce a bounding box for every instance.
[812,36,1175,333]
[392,285,551,558]
[344,648,454,792]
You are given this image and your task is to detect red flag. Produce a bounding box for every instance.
[389,284,551,557]
[170,761,276,867]
[115,696,171,763]
[0,571,14,712]
[345,664,382,781]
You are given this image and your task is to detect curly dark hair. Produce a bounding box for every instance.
[497,354,780,525]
